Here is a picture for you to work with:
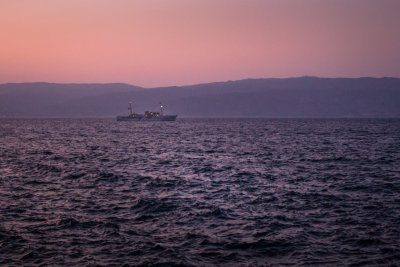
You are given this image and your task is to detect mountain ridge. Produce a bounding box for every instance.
[1,77,400,118]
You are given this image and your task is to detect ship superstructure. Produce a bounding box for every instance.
[116,102,143,121]
[116,102,177,121]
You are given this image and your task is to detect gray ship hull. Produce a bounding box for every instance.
[116,115,143,121]
[116,115,177,121]
[142,115,178,121]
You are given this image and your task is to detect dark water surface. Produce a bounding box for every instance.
[1,118,399,266]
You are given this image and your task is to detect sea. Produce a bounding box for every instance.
[0,118,399,266]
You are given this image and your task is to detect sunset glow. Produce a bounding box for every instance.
[1,0,399,87]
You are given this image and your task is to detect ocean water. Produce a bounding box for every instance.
[0,118,399,266]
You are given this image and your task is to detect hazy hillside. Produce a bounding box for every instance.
[0,83,142,117]
[1,77,400,118]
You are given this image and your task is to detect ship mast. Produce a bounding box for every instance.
[160,102,164,116]
[128,102,133,115]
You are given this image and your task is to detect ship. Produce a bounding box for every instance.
[116,102,177,121]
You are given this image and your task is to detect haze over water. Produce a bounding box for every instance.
[1,118,399,265]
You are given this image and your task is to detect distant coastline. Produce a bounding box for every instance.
[1,77,400,118]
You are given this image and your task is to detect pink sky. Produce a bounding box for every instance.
[1,0,399,87]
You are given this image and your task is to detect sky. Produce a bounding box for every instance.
[1,0,399,87]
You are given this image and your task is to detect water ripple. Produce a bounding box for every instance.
[0,118,400,265]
